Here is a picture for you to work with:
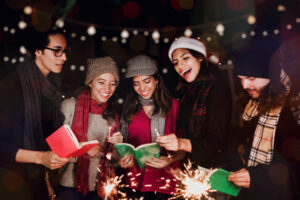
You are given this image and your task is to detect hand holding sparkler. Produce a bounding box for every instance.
[156,133,180,151]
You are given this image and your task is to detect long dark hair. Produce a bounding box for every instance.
[175,49,219,92]
[122,72,173,123]
[238,79,287,117]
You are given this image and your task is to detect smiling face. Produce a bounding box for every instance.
[238,75,270,99]
[35,33,68,77]
[171,48,203,83]
[132,75,158,99]
[89,73,117,104]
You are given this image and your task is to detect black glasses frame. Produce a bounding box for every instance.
[44,47,71,57]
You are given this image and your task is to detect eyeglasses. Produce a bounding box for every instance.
[44,47,71,57]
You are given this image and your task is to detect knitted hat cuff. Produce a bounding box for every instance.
[168,37,207,60]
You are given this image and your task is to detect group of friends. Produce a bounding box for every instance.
[0,29,299,200]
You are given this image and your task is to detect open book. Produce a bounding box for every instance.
[198,166,241,197]
[114,142,160,168]
[46,125,99,158]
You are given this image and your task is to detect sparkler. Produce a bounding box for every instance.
[172,160,214,200]
[103,175,124,200]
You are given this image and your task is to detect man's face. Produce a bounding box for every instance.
[35,34,68,76]
[238,75,270,99]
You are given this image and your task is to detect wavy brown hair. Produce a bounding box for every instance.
[175,49,219,92]
[122,72,173,124]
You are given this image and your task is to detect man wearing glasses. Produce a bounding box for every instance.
[0,29,71,200]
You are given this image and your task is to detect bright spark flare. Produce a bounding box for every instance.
[172,160,213,200]
[103,175,124,200]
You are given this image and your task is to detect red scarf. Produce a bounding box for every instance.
[71,89,107,194]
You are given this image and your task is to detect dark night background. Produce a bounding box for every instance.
[0,0,300,101]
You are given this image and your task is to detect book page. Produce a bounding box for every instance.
[65,125,80,148]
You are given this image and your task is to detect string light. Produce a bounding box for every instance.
[23,6,32,15]
[121,38,127,44]
[55,18,64,28]
[87,25,96,36]
[250,31,256,36]
[71,32,76,38]
[152,30,160,40]
[11,58,17,64]
[101,36,107,41]
[18,20,27,30]
[80,35,86,41]
[273,29,280,34]
[184,28,193,37]
[19,46,27,54]
[247,15,256,25]
[112,37,118,42]
[163,38,169,43]
[3,26,9,32]
[216,23,225,36]
[79,65,85,71]
[241,33,247,39]
[19,57,24,62]
[70,65,76,70]
[162,68,168,74]
[133,30,138,35]
[277,4,286,12]
[120,29,129,39]
[286,24,292,30]
[10,28,16,34]
[143,31,149,36]
[3,56,9,62]
[262,30,268,36]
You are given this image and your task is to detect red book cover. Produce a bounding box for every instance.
[46,125,99,158]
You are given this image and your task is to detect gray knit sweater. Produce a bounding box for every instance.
[59,98,110,191]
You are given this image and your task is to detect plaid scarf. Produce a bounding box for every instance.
[182,78,215,137]
[244,69,290,167]
[72,89,107,194]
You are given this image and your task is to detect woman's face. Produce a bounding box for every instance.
[171,48,203,83]
[89,73,117,104]
[132,75,158,100]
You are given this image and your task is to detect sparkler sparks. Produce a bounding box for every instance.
[172,160,213,200]
[102,175,124,200]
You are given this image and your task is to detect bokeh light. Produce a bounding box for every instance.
[122,1,140,19]
[178,0,194,10]
[87,25,96,36]
[184,28,193,37]
[23,5,32,15]
[170,0,183,11]
[18,20,27,30]
[31,0,54,32]
[247,15,256,25]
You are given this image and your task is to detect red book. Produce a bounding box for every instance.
[46,125,99,158]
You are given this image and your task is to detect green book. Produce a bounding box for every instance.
[114,142,160,168]
[206,168,241,197]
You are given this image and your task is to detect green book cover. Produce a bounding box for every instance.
[114,142,160,168]
[208,168,241,197]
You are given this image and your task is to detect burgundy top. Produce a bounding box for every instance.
[124,98,180,194]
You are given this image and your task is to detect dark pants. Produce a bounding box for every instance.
[57,185,99,200]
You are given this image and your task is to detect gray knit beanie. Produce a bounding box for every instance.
[125,55,158,78]
[85,56,119,85]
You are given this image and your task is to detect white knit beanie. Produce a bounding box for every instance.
[168,37,207,60]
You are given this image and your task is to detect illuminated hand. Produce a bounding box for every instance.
[145,156,171,169]
[228,168,251,188]
[156,133,179,151]
[119,154,134,168]
[41,151,71,170]
[86,145,102,158]
[108,131,123,144]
